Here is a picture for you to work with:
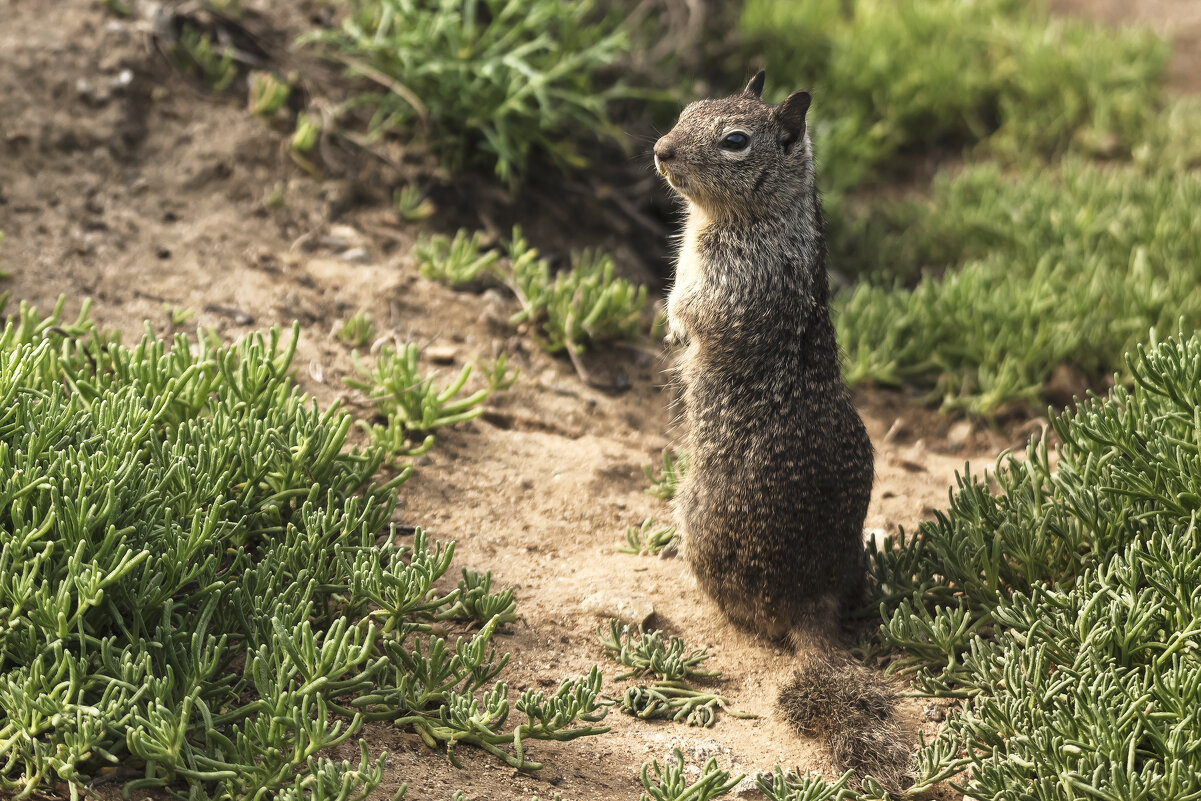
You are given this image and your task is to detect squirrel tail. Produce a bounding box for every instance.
[778,624,912,792]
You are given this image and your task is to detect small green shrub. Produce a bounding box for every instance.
[248,70,292,118]
[599,621,751,728]
[756,767,857,801]
[305,0,629,182]
[394,184,435,222]
[484,353,520,391]
[172,25,238,94]
[835,160,1201,414]
[290,111,323,170]
[868,330,1201,798]
[414,229,501,288]
[336,310,377,347]
[509,237,648,356]
[643,449,689,501]
[435,569,517,626]
[163,303,195,326]
[418,227,648,356]
[640,749,742,801]
[618,518,677,556]
[278,743,404,801]
[1132,95,1201,173]
[600,620,716,683]
[346,343,491,459]
[841,160,1201,281]
[742,0,1168,194]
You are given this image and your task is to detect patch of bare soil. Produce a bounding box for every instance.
[5,0,1180,798]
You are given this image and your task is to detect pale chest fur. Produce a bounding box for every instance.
[665,208,710,385]
[666,206,708,342]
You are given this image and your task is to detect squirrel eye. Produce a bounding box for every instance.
[720,131,749,151]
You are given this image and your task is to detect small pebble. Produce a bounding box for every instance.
[481,288,511,325]
[425,344,458,364]
[326,223,361,244]
[339,247,371,264]
[733,774,768,798]
[947,420,975,449]
[690,741,730,761]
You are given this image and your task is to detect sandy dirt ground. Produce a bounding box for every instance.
[0,0,1192,798]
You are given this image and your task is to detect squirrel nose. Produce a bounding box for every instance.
[654,138,676,162]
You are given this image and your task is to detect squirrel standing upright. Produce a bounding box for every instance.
[655,70,910,788]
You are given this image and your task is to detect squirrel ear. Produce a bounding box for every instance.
[775,90,811,152]
[743,70,766,99]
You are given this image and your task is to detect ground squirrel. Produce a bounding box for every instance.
[655,71,910,788]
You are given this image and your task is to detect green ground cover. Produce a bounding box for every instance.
[865,331,1201,799]
[835,161,1201,415]
[0,299,607,800]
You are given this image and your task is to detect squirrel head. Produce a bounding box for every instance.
[654,70,813,220]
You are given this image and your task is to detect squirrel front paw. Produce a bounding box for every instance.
[663,326,689,350]
[660,528,686,560]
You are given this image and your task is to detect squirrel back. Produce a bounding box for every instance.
[655,71,910,790]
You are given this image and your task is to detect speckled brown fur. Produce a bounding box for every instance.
[655,71,910,790]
